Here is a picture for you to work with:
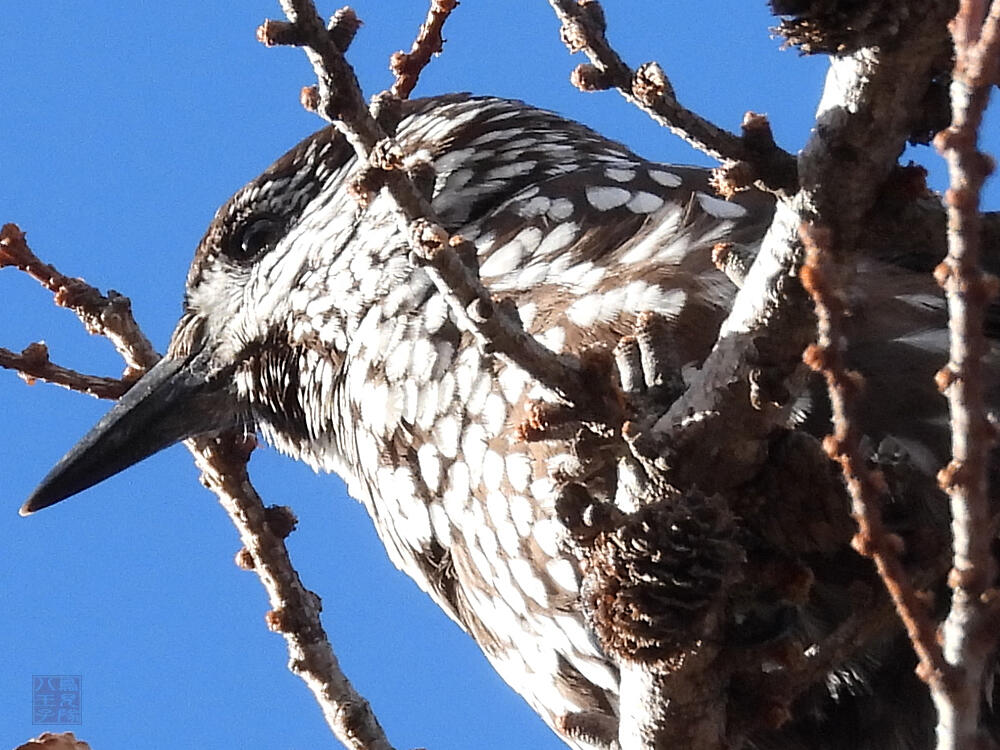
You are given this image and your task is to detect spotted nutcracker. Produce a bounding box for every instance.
[21,95,998,749]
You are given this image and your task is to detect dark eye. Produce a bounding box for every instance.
[230,214,282,262]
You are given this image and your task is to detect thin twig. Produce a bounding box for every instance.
[0,343,128,399]
[189,434,395,750]
[0,224,159,377]
[546,0,797,194]
[389,0,458,100]
[259,2,585,404]
[799,221,952,691]
[932,1,1000,746]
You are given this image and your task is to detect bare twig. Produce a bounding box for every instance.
[389,0,458,100]
[0,224,158,378]
[547,0,798,194]
[799,221,951,692]
[189,434,396,750]
[932,1,1000,746]
[259,1,585,404]
[0,342,128,399]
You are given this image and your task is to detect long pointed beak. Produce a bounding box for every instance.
[21,349,240,515]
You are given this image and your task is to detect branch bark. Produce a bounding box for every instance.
[931,2,1000,747]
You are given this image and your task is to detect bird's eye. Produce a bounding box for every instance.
[230,215,282,263]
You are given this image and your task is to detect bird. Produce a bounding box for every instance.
[20,94,997,749]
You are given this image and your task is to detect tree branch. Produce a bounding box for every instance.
[190,434,396,750]
[0,223,158,378]
[547,0,798,195]
[0,342,128,399]
[389,0,458,100]
[931,1,1000,746]
[799,221,950,689]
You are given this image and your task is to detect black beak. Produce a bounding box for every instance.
[21,347,240,515]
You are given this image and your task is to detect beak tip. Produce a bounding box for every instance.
[20,488,58,516]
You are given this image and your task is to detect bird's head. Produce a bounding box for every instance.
[21,128,363,515]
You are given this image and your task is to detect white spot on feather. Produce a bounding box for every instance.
[547,198,575,221]
[546,559,580,592]
[417,443,441,493]
[566,294,603,327]
[443,461,470,518]
[504,452,532,493]
[535,326,565,354]
[696,191,747,219]
[483,450,506,491]
[627,191,665,214]
[434,415,461,459]
[586,185,631,211]
[605,167,636,182]
[510,494,534,537]
[510,557,549,608]
[482,393,508,437]
[461,423,488,485]
[649,169,682,187]
[533,519,564,559]
[486,160,538,180]
[535,222,579,258]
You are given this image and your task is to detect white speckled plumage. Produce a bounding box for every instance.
[166,95,994,750]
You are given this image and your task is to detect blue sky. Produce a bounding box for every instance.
[3,3,997,750]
